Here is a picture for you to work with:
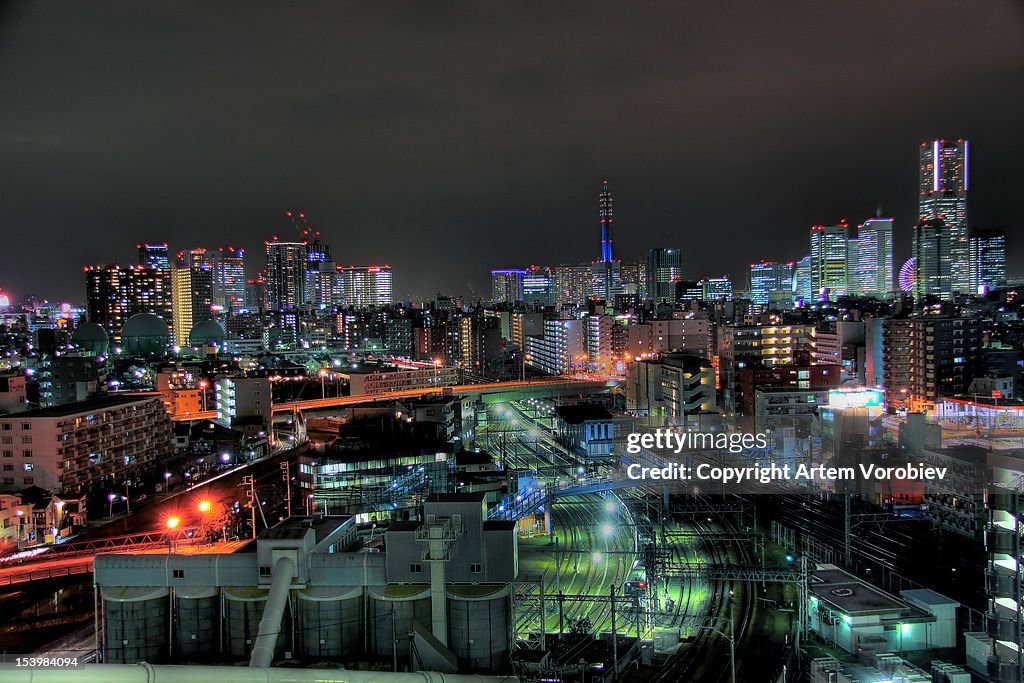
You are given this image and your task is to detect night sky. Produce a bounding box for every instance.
[2,2,1023,303]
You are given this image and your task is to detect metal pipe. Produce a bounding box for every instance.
[249,555,296,667]
[0,664,516,683]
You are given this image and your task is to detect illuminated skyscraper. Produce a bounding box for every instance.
[810,222,849,299]
[85,265,173,343]
[522,266,554,306]
[647,248,682,303]
[700,276,732,301]
[792,256,813,301]
[850,218,894,298]
[264,238,308,310]
[137,243,170,270]
[919,139,969,292]
[490,269,526,304]
[749,261,794,306]
[913,218,952,300]
[208,247,246,309]
[171,257,213,347]
[969,228,1007,292]
[554,264,591,309]
[336,266,393,307]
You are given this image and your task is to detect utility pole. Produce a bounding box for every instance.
[609,583,618,679]
[280,461,291,517]
[242,475,257,539]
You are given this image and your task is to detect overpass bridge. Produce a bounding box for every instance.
[171,378,608,421]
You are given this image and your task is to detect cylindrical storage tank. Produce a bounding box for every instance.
[447,584,511,672]
[175,586,219,659]
[102,586,169,663]
[367,585,431,659]
[297,586,363,659]
[223,586,268,659]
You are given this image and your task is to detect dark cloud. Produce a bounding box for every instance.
[0,1,1022,301]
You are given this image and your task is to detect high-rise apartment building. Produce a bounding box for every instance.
[85,265,173,343]
[554,264,592,309]
[810,223,849,299]
[171,259,213,347]
[647,248,683,304]
[882,317,981,411]
[491,269,525,304]
[336,266,393,307]
[208,247,246,309]
[264,239,308,310]
[793,256,813,302]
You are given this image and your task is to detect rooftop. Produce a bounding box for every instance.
[1,394,160,419]
[810,566,909,615]
[555,403,613,424]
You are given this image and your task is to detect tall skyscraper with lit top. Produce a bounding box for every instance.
[137,243,170,270]
[810,222,849,300]
[919,139,969,292]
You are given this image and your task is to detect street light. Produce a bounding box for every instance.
[166,515,181,554]
[107,492,116,517]
[198,500,211,513]
[199,381,208,412]
[319,369,328,399]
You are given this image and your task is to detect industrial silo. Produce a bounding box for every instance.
[174,586,219,659]
[297,586,363,659]
[447,584,511,672]
[223,587,268,659]
[102,586,168,663]
[367,585,431,659]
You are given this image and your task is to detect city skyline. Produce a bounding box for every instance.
[1,2,1023,302]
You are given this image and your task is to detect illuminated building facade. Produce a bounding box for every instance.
[647,248,682,304]
[553,264,591,309]
[264,239,309,310]
[700,276,732,301]
[171,259,213,347]
[810,223,849,299]
[919,139,969,292]
[882,317,982,411]
[337,266,393,307]
[969,228,1007,292]
[490,269,525,304]
[85,265,173,343]
[208,247,246,309]
[850,218,893,298]
[522,266,554,307]
[793,255,813,301]
[749,261,794,307]
[137,243,170,270]
[913,218,952,300]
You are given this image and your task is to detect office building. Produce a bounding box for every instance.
[850,218,894,298]
[970,228,1007,292]
[522,266,554,307]
[810,223,849,299]
[85,265,173,343]
[919,139,969,292]
[912,218,952,300]
[701,276,732,301]
[137,243,170,270]
[264,238,309,310]
[749,261,794,307]
[208,247,246,309]
[647,248,682,304]
[793,255,813,301]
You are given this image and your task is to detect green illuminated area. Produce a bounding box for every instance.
[517,493,710,638]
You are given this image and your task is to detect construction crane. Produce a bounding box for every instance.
[285,209,331,261]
